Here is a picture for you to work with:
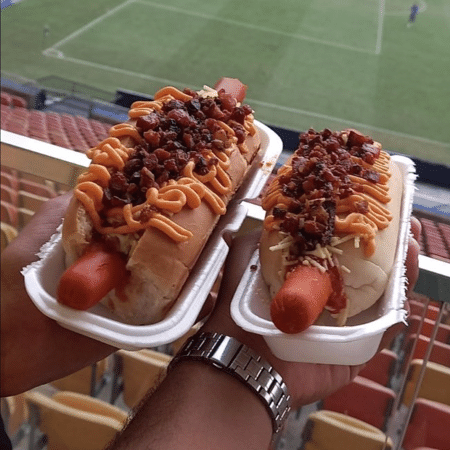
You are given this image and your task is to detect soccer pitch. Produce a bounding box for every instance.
[2,0,449,165]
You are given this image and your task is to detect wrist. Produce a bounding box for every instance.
[170,332,291,437]
[170,358,274,447]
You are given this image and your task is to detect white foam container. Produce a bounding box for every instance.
[231,156,416,365]
[23,121,282,350]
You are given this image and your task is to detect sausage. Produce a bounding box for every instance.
[270,265,332,334]
[213,77,248,103]
[57,242,129,310]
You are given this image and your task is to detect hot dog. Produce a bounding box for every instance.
[58,78,261,324]
[260,128,403,333]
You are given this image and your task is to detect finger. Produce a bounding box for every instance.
[222,230,234,247]
[405,236,420,295]
[410,216,421,242]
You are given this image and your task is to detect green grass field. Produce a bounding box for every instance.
[2,0,449,164]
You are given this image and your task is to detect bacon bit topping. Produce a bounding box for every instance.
[102,90,253,210]
[263,128,391,255]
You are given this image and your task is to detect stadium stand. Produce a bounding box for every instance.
[0,76,46,110]
[358,349,399,388]
[301,410,393,450]
[112,350,172,409]
[403,334,450,369]
[50,359,110,398]
[1,394,29,448]
[407,315,450,344]
[24,390,128,450]
[402,398,450,450]
[320,376,396,431]
[1,221,18,252]
[401,359,450,408]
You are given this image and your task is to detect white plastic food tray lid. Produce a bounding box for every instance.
[231,156,416,365]
[23,120,282,350]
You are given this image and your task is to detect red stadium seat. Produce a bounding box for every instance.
[0,171,19,190]
[407,315,450,344]
[359,349,398,387]
[320,376,396,431]
[18,190,49,213]
[1,201,18,228]
[402,398,450,450]
[409,300,442,322]
[1,91,12,106]
[1,184,19,206]
[403,334,450,368]
[18,179,57,198]
[18,207,34,229]
[11,95,28,108]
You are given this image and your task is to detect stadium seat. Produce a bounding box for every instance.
[401,359,450,407]
[407,315,450,344]
[438,222,450,250]
[18,179,57,198]
[402,398,450,450]
[403,334,450,369]
[1,393,29,448]
[1,171,19,190]
[18,207,35,229]
[24,390,128,450]
[18,190,49,213]
[358,348,398,387]
[320,376,396,431]
[1,91,12,106]
[51,359,110,397]
[1,184,18,205]
[409,300,442,322]
[1,222,18,252]
[11,95,28,108]
[1,200,18,228]
[114,349,172,409]
[301,410,393,450]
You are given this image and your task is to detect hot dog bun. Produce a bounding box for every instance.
[60,80,261,324]
[260,128,403,329]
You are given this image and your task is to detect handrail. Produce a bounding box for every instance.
[1,130,89,187]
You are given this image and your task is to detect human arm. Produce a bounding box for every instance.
[107,218,421,449]
[0,193,116,397]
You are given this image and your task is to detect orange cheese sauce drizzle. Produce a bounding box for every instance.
[73,86,254,242]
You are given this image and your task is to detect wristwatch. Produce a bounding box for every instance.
[168,332,292,434]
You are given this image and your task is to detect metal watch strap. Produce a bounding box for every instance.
[168,332,291,434]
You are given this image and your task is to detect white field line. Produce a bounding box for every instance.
[250,98,450,149]
[375,0,386,54]
[48,53,200,90]
[44,0,134,53]
[134,0,376,55]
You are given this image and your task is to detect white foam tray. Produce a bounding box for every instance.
[231,156,416,365]
[23,121,282,350]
